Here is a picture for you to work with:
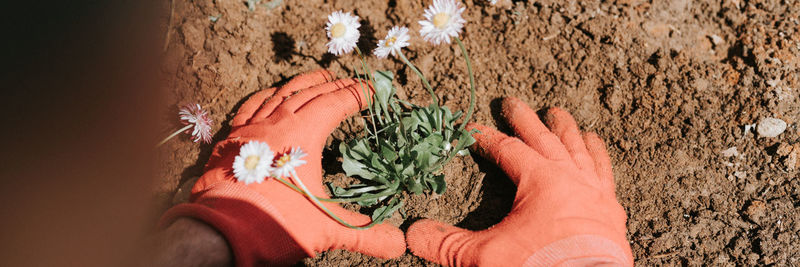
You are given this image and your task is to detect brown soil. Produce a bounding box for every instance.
[156,0,800,265]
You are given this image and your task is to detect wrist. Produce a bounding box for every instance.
[148,218,233,267]
[158,180,311,266]
[524,235,632,267]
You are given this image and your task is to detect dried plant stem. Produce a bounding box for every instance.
[285,172,379,229]
[163,0,175,52]
[398,51,438,105]
[156,124,192,147]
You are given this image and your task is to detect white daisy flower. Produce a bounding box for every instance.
[325,11,361,56]
[373,26,411,59]
[179,104,213,144]
[233,141,275,185]
[419,0,466,45]
[271,147,307,178]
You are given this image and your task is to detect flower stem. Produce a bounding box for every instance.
[425,37,478,171]
[355,47,387,125]
[353,66,378,138]
[156,124,193,147]
[352,63,380,142]
[454,37,476,132]
[398,50,438,106]
[287,171,380,230]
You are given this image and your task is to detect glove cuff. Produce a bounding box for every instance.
[523,235,633,267]
[159,181,312,266]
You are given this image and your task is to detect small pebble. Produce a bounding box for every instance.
[743,123,756,137]
[757,117,787,138]
[776,143,794,157]
[785,150,797,171]
[721,146,739,157]
[709,34,724,45]
[722,161,734,167]
[767,78,780,87]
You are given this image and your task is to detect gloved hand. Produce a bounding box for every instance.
[159,70,406,266]
[406,97,633,266]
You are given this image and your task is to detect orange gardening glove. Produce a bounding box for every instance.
[159,70,405,266]
[406,97,633,266]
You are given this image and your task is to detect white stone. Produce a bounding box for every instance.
[757,117,787,138]
[710,34,724,45]
[721,147,739,157]
[767,78,780,87]
[743,123,757,137]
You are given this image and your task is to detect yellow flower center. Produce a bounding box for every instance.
[385,36,397,47]
[331,23,347,38]
[433,13,450,29]
[244,155,260,170]
[275,154,291,168]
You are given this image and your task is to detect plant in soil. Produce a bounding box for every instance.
[278,1,478,228]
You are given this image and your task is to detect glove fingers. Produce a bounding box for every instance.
[501,97,571,160]
[279,78,359,113]
[467,123,535,186]
[326,207,406,259]
[295,81,374,136]
[544,107,594,170]
[583,132,616,193]
[231,88,276,127]
[251,69,334,123]
[406,219,479,267]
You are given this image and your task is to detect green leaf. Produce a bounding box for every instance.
[354,140,375,158]
[454,129,477,152]
[328,183,385,197]
[370,205,389,220]
[406,178,424,194]
[379,141,398,162]
[372,71,396,111]
[411,133,444,169]
[430,174,446,194]
[370,198,403,223]
[401,162,415,177]
[416,153,432,170]
[368,153,387,172]
[402,115,420,133]
[429,104,443,131]
[357,195,379,206]
[340,142,377,180]
[449,110,464,124]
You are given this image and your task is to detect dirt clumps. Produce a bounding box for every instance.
[157,0,800,265]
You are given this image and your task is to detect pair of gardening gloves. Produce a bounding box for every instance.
[160,70,633,266]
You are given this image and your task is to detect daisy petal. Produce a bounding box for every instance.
[419,0,466,45]
[326,11,361,56]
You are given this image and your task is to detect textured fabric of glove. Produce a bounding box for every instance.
[406,97,633,267]
[159,70,405,266]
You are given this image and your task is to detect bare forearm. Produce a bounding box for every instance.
[140,218,233,267]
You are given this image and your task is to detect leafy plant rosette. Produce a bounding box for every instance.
[333,65,477,224]
[280,1,478,229]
